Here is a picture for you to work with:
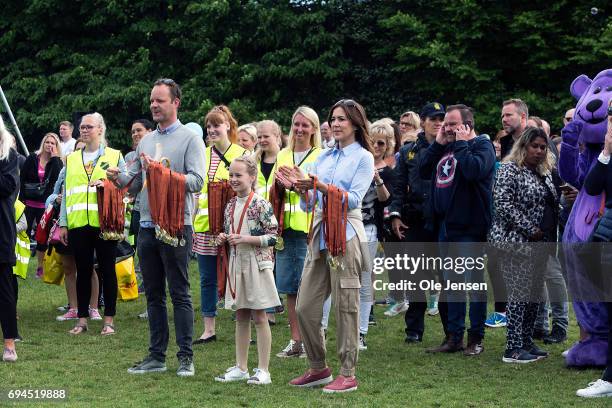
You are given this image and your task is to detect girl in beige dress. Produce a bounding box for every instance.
[214,156,280,385]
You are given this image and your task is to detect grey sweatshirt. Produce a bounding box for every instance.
[117,122,205,226]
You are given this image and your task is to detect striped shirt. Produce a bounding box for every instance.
[193,149,221,256]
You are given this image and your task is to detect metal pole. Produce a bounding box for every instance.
[0,85,29,156]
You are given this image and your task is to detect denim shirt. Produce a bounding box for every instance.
[300,141,374,249]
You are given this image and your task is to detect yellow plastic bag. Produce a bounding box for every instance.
[42,248,64,285]
[116,256,138,301]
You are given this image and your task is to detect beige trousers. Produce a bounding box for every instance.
[296,237,363,377]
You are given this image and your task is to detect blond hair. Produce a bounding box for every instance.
[0,116,13,161]
[36,132,61,157]
[81,112,108,147]
[369,121,396,157]
[288,106,321,150]
[238,123,257,151]
[254,120,282,164]
[231,155,258,190]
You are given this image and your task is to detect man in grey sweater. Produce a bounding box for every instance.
[107,78,205,377]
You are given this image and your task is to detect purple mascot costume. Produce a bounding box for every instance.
[559,68,612,367]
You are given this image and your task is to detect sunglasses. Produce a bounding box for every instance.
[335,99,357,107]
[375,140,386,147]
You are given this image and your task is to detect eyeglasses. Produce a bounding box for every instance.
[375,140,386,146]
[79,125,96,131]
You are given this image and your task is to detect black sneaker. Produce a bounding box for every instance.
[502,348,540,364]
[177,356,195,377]
[525,343,549,358]
[532,329,546,340]
[368,312,376,326]
[359,333,367,351]
[543,326,567,344]
[404,333,422,344]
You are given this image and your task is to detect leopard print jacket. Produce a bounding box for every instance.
[489,161,558,244]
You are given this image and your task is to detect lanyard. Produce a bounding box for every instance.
[208,143,233,182]
[292,147,315,167]
[231,191,255,237]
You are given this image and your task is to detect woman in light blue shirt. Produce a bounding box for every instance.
[287,99,374,393]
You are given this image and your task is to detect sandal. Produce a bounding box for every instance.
[69,324,88,335]
[101,323,116,336]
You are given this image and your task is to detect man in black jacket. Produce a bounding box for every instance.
[419,104,495,356]
[388,102,447,343]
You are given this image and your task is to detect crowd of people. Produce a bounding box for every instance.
[0,77,611,398]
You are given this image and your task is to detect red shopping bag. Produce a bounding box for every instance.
[35,204,56,245]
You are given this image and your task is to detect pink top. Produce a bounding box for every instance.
[25,159,46,208]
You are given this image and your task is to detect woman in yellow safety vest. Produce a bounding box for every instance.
[252,120,283,324]
[192,105,246,344]
[253,120,283,201]
[273,106,321,358]
[11,199,28,343]
[59,113,125,336]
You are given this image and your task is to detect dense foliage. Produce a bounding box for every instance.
[2,0,611,151]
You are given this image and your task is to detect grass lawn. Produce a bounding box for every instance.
[1,260,609,408]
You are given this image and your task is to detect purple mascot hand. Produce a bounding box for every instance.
[561,120,583,146]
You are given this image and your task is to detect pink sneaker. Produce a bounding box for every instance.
[289,368,333,387]
[56,308,78,321]
[36,267,43,279]
[322,375,358,393]
[89,308,102,321]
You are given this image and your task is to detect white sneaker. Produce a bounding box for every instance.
[215,366,249,382]
[576,379,612,398]
[562,342,578,358]
[138,311,148,320]
[384,301,408,317]
[247,368,272,385]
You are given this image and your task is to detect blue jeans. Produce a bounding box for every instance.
[439,222,487,340]
[197,254,218,318]
[275,230,308,295]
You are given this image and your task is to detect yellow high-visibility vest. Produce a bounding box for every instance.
[64,147,121,229]
[256,156,279,201]
[275,147,321,233]
[13,200,29,279]
[193,144,246,233]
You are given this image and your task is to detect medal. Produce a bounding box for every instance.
[274,236,285,251]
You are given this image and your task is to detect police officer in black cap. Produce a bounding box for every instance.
[387,102,448,343]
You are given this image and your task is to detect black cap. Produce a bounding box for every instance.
[420,102,445,118]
